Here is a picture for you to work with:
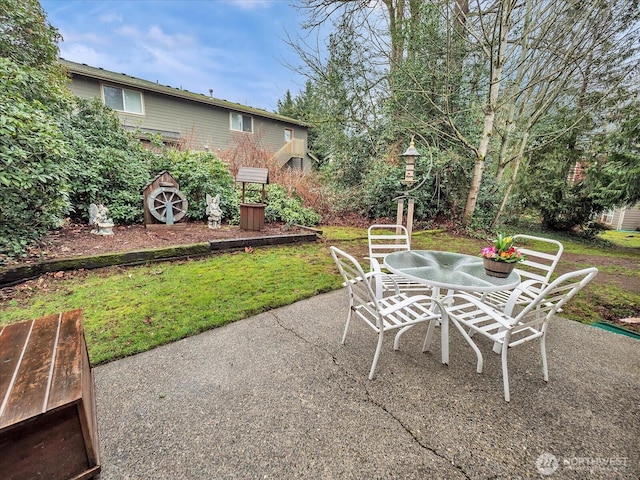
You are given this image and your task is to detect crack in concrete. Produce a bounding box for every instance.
[361,382,472,479]
[270,310,471,479]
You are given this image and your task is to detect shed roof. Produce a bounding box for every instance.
[236,167,269,184]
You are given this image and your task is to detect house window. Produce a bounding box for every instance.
[230,112,253,133]
[284,128,293,142]
[601,209,614,225]
[102,84,143,114]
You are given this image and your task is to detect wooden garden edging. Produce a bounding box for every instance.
[0,231,320,288]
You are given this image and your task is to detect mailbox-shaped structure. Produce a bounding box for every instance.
[236,167,269,231]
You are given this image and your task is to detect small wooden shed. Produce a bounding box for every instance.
[142,171,188,228]
[236,167,269,231]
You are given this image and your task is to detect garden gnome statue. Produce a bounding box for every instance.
[206,194,223,229]
[89,203,114,235]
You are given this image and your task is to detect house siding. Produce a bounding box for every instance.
[67,75,101,98]
[618,204,640,231]
[601,204,640,231]
[64,62,310,169]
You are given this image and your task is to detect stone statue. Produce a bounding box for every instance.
[206,194,223,229]
[89,203,114,236]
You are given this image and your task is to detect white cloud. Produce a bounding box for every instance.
[59,44,113,68]
[114,25,142,39]
[146,25,195,49]
[56,27,107,46]
[43,0,304,111]
[114,24,195,50]
[99,12,123,24]
[229,0,273,11]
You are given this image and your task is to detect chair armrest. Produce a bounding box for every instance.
[442,293,516,329]
[365,270,400,296]
[503,279,545,315]
[366,256,383,273]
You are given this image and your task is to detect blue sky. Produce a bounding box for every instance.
[40,0,308,112]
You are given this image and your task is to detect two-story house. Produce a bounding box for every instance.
[61,59,314,171]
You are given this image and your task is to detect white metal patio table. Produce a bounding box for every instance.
[383,250,520,295]
[384,250,521,363]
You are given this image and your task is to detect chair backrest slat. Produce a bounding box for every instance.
[330,246,381,317]
[368,225,411,266]
[513,234,564,284]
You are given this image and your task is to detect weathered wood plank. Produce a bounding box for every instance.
[48,309,83,410]
[79,366,101,465]
[236,166,269,184]
[0,314,60,428]
[0,320,33,423]
[209,233,318,251]
[0,406,89,479]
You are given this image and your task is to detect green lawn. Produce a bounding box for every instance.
[1,227,638,365]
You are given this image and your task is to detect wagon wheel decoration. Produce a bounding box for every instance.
[146,186,188,225]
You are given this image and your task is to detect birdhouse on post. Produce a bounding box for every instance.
[397,138,421,240]
[236,167,269,231]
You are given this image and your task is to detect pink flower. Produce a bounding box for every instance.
[481,246,497,259]
[480,234,526,263]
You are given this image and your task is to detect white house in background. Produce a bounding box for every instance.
[571,162,639,231]
[600,204,640,231]
[60,58,316,171]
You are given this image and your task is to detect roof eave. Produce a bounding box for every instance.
[59,58,312,128]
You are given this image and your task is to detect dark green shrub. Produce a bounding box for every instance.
[358,152,458,223]
[0,59,73,258]
[243,184,321,226]
[149,149,238,222]
[64,98,153,224]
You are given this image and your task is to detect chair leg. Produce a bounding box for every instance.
[393,324,414,350]
[450,319,484,373]
[422,320,436,352]
[501,342,510,402]
[440,313,449,365]
[540,335,549,382]
[341,298,353,345]
[368,330,385,380]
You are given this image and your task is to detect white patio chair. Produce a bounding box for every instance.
[442,267,598,402]
[330,246,447,379]
[367,224,430,298]
[477,234,564,309]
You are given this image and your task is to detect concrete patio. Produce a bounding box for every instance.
[94,289,639,479]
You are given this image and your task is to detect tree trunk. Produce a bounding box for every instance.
[492,131,527,228]
[462,0,514,226]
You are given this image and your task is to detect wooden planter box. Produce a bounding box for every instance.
[240,203,266,231]
[0,310,100,480]
[483,257,516,278]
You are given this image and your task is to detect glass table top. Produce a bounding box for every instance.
[384,250,520,292]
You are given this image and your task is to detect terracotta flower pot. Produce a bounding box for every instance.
[483,257,516,278]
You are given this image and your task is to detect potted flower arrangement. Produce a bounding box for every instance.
[480,233,525,278]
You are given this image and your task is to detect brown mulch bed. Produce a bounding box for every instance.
[8,221,312,266]
[0,221,316,304]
